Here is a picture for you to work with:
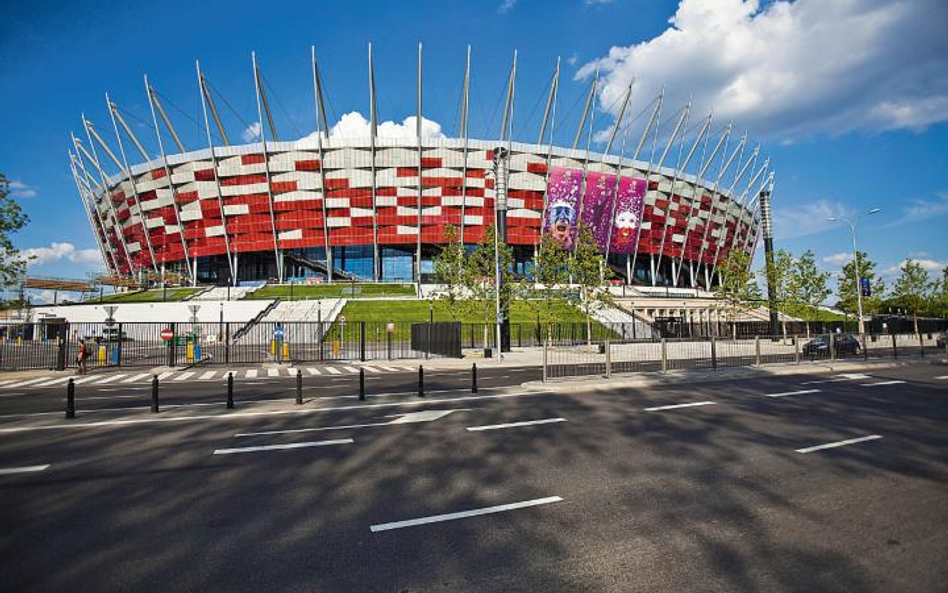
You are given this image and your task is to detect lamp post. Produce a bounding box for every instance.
[828,208,881,335]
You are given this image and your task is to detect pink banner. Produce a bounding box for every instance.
[608,176,646,254]
[542,167,582,249]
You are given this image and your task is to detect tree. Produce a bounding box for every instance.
[569,223,613,345]
[0,174,31,289]
[432,224,466,320]
[463,225,517,350]
[837,251,885,320]
[891,259,930,333]
[762,248,796,337]
[792,249,832,336]
[932,267,948,318]
[527,231,570,342]
[715,248,759,337]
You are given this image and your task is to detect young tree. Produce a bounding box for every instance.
[715,248,759,337]
[892,259,930,333]
[792,249,832,336]
[932,267,948,318]
[837,251,885,323]
[569,223,612,345]
[528,231,569,342]
[761,248,796,336]
[0,174,31,289]
[432,224,466,320]
[463,225,517,350]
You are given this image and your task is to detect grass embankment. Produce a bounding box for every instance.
[249,283,416,299]
[781,304,846,322]
[89,288,201,303]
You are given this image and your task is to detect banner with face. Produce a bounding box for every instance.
[542,167,582,249]
[609,176,646,254]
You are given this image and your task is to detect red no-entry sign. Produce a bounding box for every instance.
[160,328,174,341]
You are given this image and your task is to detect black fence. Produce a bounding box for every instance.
[654,317,948,339]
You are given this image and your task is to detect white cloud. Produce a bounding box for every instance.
[884,191,948,227]
[241,122,261,143]
[773,199,853,239]
[823,252,852,266]
[567,53,579,67]
[579,0,948,138]
[7,180,37,199]
[306,111,447,141]
[23,242,103,267]
[498,0,520,14]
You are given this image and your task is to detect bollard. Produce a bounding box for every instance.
[359,368,366,401]
[711,336,717,370]
[661,338,668,373]
[296,368,303,405]
[418,364,424,397]
[919,333,925,357]
[754,335,761,366]
[862,333,868,361]
[65,378,75,419]
[892,333,898,359]
[471,362,478,393]
[542,341,548,382]
[605,338,612,379]
[794,335,800,364]
[226,372,234,409]
[151,375,159,413]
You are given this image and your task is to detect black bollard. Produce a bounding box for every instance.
[296,368,303,405]
[151,375,159,413]
[472,362,478,393]
[226,372,234,409]
[65,378,76,419]
[359,368,366,401]
[418,364,424,397]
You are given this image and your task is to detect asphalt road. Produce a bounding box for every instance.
[0,363,946,592]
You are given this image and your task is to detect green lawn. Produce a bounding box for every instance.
[781,304,846,321]
[88,288,202,303]
[249,283,416,299]
[336,299,591,323]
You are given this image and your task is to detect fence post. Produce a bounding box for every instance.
[169,322,177,367]
[359,368,366,401]
[829,333,836,361]
[794,335,800,364]
[151,375,159,413]
[862,333,868,361]
[226,372,234,409]
[418,365,424,397]
[387,330,392,361]
[542,340,548,383]
[711,336,717,370]
[65,378,75,419]
[117,323,123,367]
[661,338,668,373]
[754,335,761,366]
[225,322,231,365]
[296,368,303,405]
[472,362,478,393]
[892,333,898,359]
[360,322,366,362]
[605,338,612,378]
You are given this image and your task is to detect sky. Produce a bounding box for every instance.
[2,0,947,301]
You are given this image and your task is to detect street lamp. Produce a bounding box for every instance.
[828,208,881,335]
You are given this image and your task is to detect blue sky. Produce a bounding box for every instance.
[2,0,946,297]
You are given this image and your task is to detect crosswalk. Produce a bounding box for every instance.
[0,364,421,390]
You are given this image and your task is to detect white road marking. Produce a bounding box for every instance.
[935,375,948,380]
[764,389,822,398]
[306,367,321,376]
[0,379,18,386]
[33,377,73,387]
[6,378,54,388]
[213,438,353,455]
[245,369,258,379]
[236,408,467,437]
[267,368,279,377]
[326,367,342,375]
[343,366,359,373]
[122,373,152,384]
[467,417,567,432]
[362,366,383,373]
[800,373,870,385]
[92,374,126,385]
[157,371,175,381]
[645,401,717,412]
[370,496,563,532]
[173,372,195,381]
[199,371,217,380]
[0,390,551,432]
[0,464,51,476]
[860,380,906,387]
[796,434,882,454]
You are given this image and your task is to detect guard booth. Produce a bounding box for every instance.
[654,316,685,338]
[411,322,462,358]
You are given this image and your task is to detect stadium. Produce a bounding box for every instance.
[67,47,771,290]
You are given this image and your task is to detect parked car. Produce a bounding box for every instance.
[802,334,861,357]
[937,330,947,349]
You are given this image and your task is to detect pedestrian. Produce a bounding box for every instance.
[77,337,88,375]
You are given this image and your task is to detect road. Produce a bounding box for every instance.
[0,363,946,591]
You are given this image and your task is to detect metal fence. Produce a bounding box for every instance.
[544,332,948,381]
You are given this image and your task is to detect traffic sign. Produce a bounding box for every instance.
[160,328,174,341]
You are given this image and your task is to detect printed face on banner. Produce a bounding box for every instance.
[581,171,618,251]
[543,167,582,248]
[609,177,646,254]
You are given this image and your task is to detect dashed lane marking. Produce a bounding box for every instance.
[860,380,906,387]
[466,417,567,432]
[0,464,51,476]
[213,438,354,455]
[764,389,822,398]
[645,401,717,412]
[796,434,882,454]
[370,496,564,532]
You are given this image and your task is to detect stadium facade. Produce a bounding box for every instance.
[68,47,772,289]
